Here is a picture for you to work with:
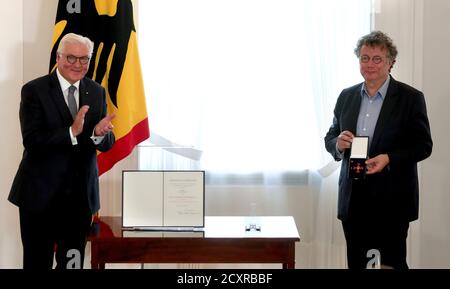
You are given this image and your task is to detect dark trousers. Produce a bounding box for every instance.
[342,218,409,269]
[19,193,92,270]
[342,181,410,269]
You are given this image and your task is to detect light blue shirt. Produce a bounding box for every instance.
[357,75,390,150]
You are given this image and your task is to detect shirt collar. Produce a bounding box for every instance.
[56,68,80,92]
[361,75,390,100]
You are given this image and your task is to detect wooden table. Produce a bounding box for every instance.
[90,216,300,269]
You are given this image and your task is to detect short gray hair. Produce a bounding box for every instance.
[354,31,398,62]
[57,33,94,56]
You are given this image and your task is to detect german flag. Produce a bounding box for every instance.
[49,0,150,175]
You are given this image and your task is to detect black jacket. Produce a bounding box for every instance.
[324,76,432,221]
[9,72,115,213]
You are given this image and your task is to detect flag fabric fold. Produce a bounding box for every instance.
[50,0,150,175]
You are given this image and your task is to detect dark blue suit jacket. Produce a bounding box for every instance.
[324,76,432,221]
[8,72,115,214]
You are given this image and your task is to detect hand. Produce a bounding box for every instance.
[366,154,389,174]
[71,105,90,137]
[336,130,354,152]
[94,113,116,136]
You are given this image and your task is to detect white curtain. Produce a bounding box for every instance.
[303,0,372,268]
[137,0,372,268]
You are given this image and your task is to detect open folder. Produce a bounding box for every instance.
[122,170,205,231]
[348,136,369,179]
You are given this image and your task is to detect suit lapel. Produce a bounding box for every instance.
[79,78,94,108]
[79,79,87,106]
[49,72,73,124]
[343,85,362,134]
[370,77,399,154]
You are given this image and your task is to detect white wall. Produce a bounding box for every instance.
[376,0,450,268]
[418,0,450,268]
[374,0,419,85]
[23,0,57,83]
[0,0,24,268]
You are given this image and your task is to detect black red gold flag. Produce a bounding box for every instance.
[50,0,150,175]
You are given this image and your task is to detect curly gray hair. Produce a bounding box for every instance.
[354,31,398,64]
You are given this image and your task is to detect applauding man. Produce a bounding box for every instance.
[9,33,115,269]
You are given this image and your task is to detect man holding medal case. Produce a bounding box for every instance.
[324,31,432,269]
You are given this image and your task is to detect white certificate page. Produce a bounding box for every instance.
[122,171,164,227]
[163,171,204,227]
[350,136,369,159]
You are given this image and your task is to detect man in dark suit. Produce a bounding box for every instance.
[9,33,115,269]
[324,31,432,269]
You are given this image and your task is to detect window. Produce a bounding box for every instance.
[138,0,372,174]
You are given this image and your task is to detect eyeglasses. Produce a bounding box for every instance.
[359,55,384,64]
[60,54,91,65]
